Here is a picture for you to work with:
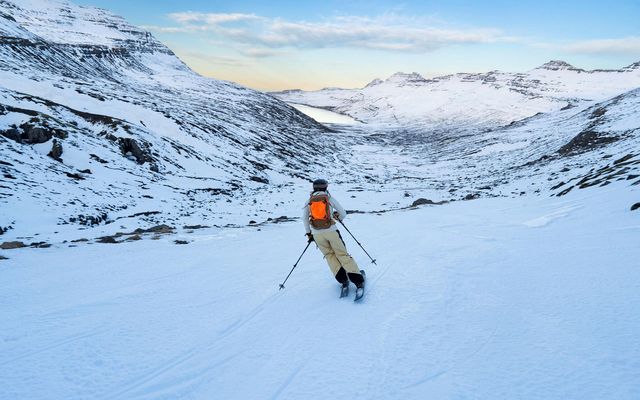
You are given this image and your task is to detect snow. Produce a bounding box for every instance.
[273,65,640,130]
[7,0,145,46]
[1,2,640,398]
[1,183,639,399]
[474,141,529,156]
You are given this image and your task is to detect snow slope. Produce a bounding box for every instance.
[273,61,640,130]
[1,182,639,399]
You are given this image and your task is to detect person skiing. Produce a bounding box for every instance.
[303,178,365,299]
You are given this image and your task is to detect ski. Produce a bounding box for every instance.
[354,270,366,302]
[340,284,349,298]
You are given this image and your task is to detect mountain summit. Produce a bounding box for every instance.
[535,60,583,71]
[275,61,640,128]
[384,72,428,85]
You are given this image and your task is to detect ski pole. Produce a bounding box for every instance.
[336,219,377,265]
[279,241,312,290]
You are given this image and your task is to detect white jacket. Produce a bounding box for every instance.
[302,191,347,234]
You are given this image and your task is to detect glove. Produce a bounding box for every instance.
[306,233,314,243]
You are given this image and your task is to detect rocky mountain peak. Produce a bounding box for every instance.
[385,72,427,85]
[1,0,165,50]
[364,78,384,88]
[535,60,582,72]
[623,61,640,71]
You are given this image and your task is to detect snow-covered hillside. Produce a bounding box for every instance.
[0,0,638,250]
[273,60,640,129]
[0,0,360,241]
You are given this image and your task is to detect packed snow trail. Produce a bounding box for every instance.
[1,184,639,399]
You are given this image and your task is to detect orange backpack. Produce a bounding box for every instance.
[309,193,333,229]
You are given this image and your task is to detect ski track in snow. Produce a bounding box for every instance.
[4,184,639,399]
[522,204,582,227]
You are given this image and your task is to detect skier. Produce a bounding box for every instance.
[303,178,365,299]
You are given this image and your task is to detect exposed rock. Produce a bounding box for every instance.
[174,240,189,245]
[464,193,481,201]
[0,241,27,249]
[145,224,174,234]
[558,130,619,156]
[0,128,21,142]
[96,236,118,244]
[68,213,108,226]
[536,60,583,72]
[25,126,52,143]
[65,172,85,180]
[270,216,294,223]
[411,198,436,207]
[183,224,209,230]
[1,123,68,145]
[71,238,89,243]
[0,255,8,260]
[0,225,12,235]
[79,169,92,174]
[124,211,160,219]
[614,154,634,165]
[126,234,142,241]
[90,154,108,164]
[631,202,640,211]
[590,107,607,119]
[30,242,51,248]
[557,186,573,196]
[119,138,153,164]
[48,139,63,161]
[133,224,174,235]
[250,176,269,184]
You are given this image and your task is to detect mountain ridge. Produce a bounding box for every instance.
[0,0,359,241]
[272,59,640,129]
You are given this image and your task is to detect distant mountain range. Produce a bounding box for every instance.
[272,60,640,129]
[0,0,638,246]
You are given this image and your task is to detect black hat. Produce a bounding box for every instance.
[313,178,328,191]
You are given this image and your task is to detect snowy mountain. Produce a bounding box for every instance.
[0,0,362,241]
[1,2,639,399]
[1,0,638,248]
[273,61,640,129]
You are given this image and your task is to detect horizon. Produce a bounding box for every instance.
[64,0,640,91]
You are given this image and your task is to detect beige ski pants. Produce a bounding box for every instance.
[313,230,360,276]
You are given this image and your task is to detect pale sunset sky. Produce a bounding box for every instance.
[74,0,640,91]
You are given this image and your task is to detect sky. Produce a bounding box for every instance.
[73,0,640,91]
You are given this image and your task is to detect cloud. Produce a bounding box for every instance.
[155,12,509,56]
[180,51,249,67]
[240,48,287,58]
[167,12,261,25]
[560,37,640,55]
